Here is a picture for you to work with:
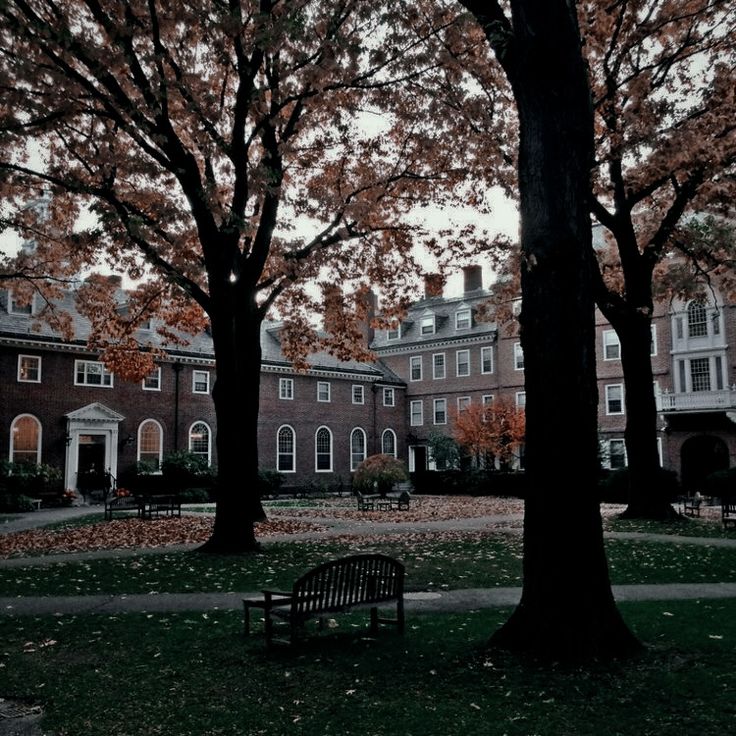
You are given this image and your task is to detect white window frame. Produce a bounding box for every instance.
[409,355,423,382]
[513,343,524,371]
[317,381,331,403]
[383,387,395,407]
[17,354,41,383]
[480,346,493,375]
[188,421,212,465]
[516,391,526,409]
[8,292,34,315]
[420,315,435,336]
[433,398,447,425]
[9,413,42,464]
[456,349,470,377]
[602,330,621,361]
[605,384,625,415]
[410,400,423,427]
[455,308,471,330]
[482,394,494,406]
[386,322,401,341]
[74,359,113,388]
[352,384,365,405]
[650,324,657,357]
[608,439,627,469]
[279,377,294,400]
[142,367,162,391]
[457,396,471,413]
[276,424,296,473]
[315,426,333,473]
[433,352,446,380]
[381,428,397,457]
[192,370,210,394]
[137,419,163,471]
[350,427,367,471]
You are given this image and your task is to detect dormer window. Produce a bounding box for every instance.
[420,314,435,336]
[9,292,34,315]
[387,322,401,341]
[455,308,471,330]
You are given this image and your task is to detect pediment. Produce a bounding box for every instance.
[65,402,125,423]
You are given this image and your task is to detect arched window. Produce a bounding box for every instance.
[687,301,708,338]
[381,429,397,458]
[188,421,211,465]
[277,425,296,473]
[138,420,163,471]
[350,428,366,471]
[10,414,41,465]
[315,427,333,472]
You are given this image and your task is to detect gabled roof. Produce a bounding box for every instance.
[65,402,125,422]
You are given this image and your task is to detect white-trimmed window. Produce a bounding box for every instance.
[420,314,435,336]
[317,381,331,403]
[481,346,493,374]
[279,377,294,400]
[277,425,296,472]
[605,384,624,415]
[455,308,471,330]
[410,356,422,381]
[482,394,494,406]
[350,428,367,471]
[10,414,41,465]
[192,370,210,394]
[381,429,397,457]
[516,391,526,409]
[457,396,471,413]
[383,387,395,407]
[315,426,333,472]
[75,360,113,387]
[188,421,211,464]
[433,353,446,380]
[650,324,657,357]
[608,439,627,469]
[513,343,524,371]
[456,349,470,377]
[387,322,401,341]
[352,385,364,404]
[17,355,41,383]
[687,301,708,337]
[434,398,447,425]
[410,400,423,426]
[603,330,620,361]
[8,292,34,315]
[143,367,161,391]
[137,419,163,471]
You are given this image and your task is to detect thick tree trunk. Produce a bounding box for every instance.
[198,294,266,553]
[486,0,640,660]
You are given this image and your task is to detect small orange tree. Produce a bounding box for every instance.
[352,454,409,498]
[451,398,525,470]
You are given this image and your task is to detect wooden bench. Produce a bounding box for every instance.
[139,494,181,519]
[681,495,702,517]
[356,492,379,511]
[357,490,411,511]
[243,554,405,646]
[723,500,736,530]
[104,494,143,520]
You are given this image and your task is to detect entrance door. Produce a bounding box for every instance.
[77,434,107,498]
[409,445,428,473]
[680,435,729,491]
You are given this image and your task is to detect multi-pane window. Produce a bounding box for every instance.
[516,392,526,409]
[433,353,446,380]
[352,385,364,404]
[433,398,447,425]
[279,377,294,400]
[420,315,435,335]
[481,346,493,374]
[410,356,422,381]
[687,301,708,337]
[75,360,113,387]
[383,387,395,407]
[387,323,401,341]
[17,355,41,383]
[192,370,209,394]
[457,396,471,413]
[482,394,494,406]
[277,425,295,472]
[143,368,161,391]
[513,343,524,370]
[317,381,331,402]
[603,330,621,360]
[690,358,711,392]
[455,309,471,330]
[9,293,33,315]
[10,414,41,465]
[410,400,423,426]
[138,420,163,471]
[650,325,657,357]
[188,422,211,464]
[350,428,367,471]
[315,427,332,472]
[609,439,627,469]
[456,349,470,377]
[381,429,397,457]
[605,384,624,415]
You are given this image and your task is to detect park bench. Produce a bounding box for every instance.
[104,492,181,520]
[356,488,411,511]
[722,500,736,530]
[681,494,702,517]
[104,493,143,520]
[242,553,405,646]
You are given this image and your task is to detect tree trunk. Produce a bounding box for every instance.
[198,292,266,553]
[487,0,640,660]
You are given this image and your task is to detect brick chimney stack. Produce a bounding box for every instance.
[356,289,378,346]
[462,265,483,294]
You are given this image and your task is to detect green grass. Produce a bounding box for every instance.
[1,600,735,735]
[605,514,733,539]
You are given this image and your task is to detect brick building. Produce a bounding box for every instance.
[3,267,736,493]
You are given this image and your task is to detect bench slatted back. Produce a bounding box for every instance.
[291,554,404,617]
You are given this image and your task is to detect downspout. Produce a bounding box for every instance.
[173,362,182,451]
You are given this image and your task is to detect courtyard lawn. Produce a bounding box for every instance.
[1,600,735,736]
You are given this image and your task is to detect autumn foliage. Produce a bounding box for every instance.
[352,454,409,497]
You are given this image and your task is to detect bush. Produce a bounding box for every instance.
[353,455,409,496]
[0,462,63,501]
[258,470,285,498]
[0,493,37,513]
[178,487,213,504]
[161,451,216,493]
[410,469,526,497]
[598,467,680,504]
[703,468,736,499]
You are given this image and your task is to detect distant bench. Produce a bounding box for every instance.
[104,493,181,521]
[243,554,405,646]
[356,483,412,512]
[723,500,736,530]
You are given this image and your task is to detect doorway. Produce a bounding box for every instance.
[77,434,107,499]
[680,434,729,491]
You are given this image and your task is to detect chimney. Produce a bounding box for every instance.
[356,289,378,346]
[106,275,123,287]
[423,274,445,299]
[462,265,483,294]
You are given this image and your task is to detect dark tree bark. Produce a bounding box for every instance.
[461,0,641,659]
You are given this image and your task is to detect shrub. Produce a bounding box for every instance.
[598,467,680,504]
[0,493,37,513]
[353,455,409,497]
[161,451,216,493]
[703,468,736,499]
[258,469,285,498]
[178,487,213,504]
[0,463,63,500]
